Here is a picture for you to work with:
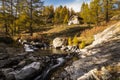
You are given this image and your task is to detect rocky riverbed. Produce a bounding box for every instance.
[0,42,79,80]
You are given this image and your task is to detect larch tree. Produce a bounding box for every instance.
[80,2,90,24]
[89,0,101,25]
[63,13,69,24]
[43,5,54,24]
[24,0,44,36]
[0,0,8,35]
[54,5,63,24]
[101,0,113,23]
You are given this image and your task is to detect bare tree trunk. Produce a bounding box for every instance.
[14,0,19,34]
[105,0,109,23]
[118,2,120,10]
[30,0,33,36]
[96,7,99,25]
[2,0,8,35]
[10,0,14,36]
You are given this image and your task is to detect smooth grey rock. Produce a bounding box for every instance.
[0,59,10,68]
[64,22,120,80]
[17,60,26,67]
[2,68,15,80]
[0,53,9,60]
[15,68,36,80]
[15,62,41,80]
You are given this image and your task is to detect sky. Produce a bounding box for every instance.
[43,0,90,12]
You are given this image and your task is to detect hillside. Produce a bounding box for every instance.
[38,25,91,39]
[53,21,120,80]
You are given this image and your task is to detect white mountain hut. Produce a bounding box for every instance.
[68,15,83,25]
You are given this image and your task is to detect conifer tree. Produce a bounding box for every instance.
[70,8,75,16]
[68,37,72,46]
[102,0,113,23]
[43,5,54,24]
[89,0,101,25]
[73,35,78,46]
[80,2,90,24]
[64,14,69,24]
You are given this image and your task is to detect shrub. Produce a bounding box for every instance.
[68,37,72,46]
[79,41,85,49]
[72,35,78,46]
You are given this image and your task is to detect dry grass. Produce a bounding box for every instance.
[41,24,81,34]
[80,25,108,45]
[94,64,120,80]
[79,21,118,45]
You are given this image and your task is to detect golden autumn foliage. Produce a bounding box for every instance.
[68,37,72,46]
[72,35,78,46]
[79,41,85,49]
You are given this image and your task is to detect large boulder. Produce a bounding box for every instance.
[93,22,120,46]
[53,37,66,48]
[15,62,42,80]
[0,53,9,60]
[82,21,120,52]
[0,56,24,68]
[62,22,120,80]
[2,68,15,80]
[0,47,9,60]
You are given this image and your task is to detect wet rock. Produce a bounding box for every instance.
[24,44,34,52]
[60,71,70,80]
[44,56,51,63]
[0,55,24,68]
[0,53,9,60]
[0,47,7,54]
[0,37,14,44]
[61,46,68,51]
[0,59,11,68]
[15,62,42,80]
[15,68,37,80]
[0,70,5,80]
[0,46,9,60]
[17,60,26,67]
[2,68,15,80]
[28,56,37,61]
[6,47,24,55]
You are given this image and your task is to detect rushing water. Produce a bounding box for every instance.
[29,48,74,80]
[34,57,66,80]
[21,42,78,80]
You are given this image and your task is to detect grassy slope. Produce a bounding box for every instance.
[17,21,117,45]
[79,21,118,45]
[38,24,91,39]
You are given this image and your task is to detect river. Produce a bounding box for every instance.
[31,48,78,80]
